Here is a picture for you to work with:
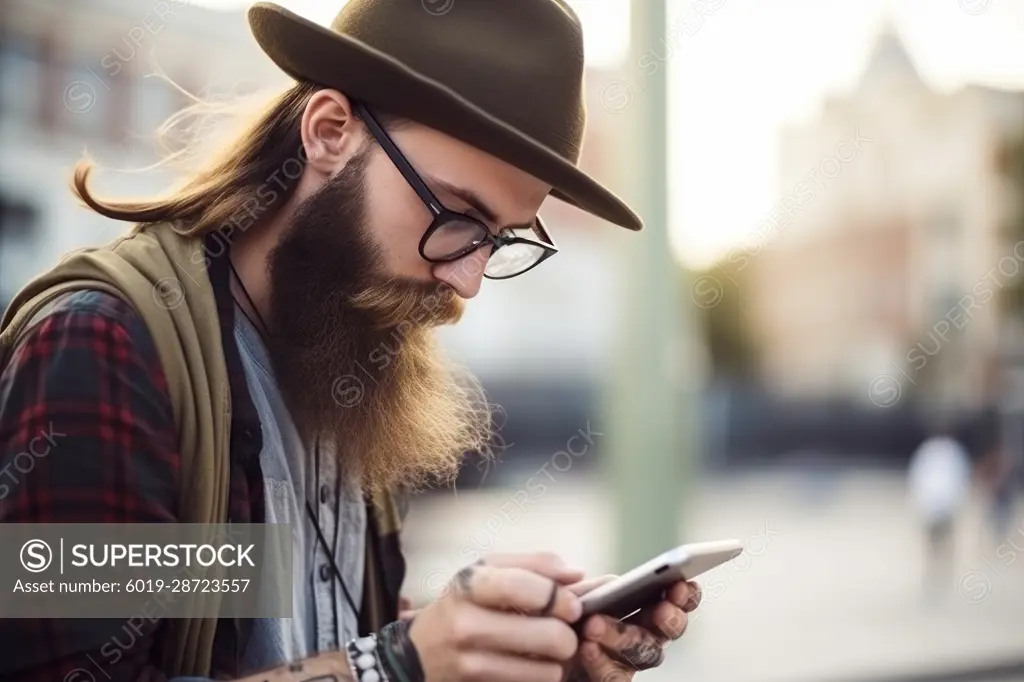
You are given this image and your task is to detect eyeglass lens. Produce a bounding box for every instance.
[484,241,547,278]
[423,216,548,277]
[422,216,490,261]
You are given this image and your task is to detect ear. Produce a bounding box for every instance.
[300,89,367,177]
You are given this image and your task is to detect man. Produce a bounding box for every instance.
[0,1,700,680]
[906,424,972,598]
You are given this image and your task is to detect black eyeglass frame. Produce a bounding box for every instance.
[353,101,558,280]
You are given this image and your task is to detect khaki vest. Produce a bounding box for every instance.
[0,224,402,677]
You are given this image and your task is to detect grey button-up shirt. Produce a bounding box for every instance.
[233,306,367,673]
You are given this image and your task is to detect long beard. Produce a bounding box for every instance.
[265,148,492,494]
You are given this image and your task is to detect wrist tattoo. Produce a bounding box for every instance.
[564,665,590,682]
[379,619,425,682]
[605,640,666,671]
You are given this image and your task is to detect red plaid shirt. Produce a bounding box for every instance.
[0,242,266,681]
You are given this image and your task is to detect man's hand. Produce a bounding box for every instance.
[398,595,419,621]
[565,577,702,681]
[408,552,585,682]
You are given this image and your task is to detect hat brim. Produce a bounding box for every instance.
[247,2,642,231]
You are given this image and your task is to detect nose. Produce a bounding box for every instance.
[432,247,490,299]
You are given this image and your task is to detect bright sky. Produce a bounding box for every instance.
[196,0,1024,268]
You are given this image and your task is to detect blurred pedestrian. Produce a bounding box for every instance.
[976,445,1018,545]
[906,426,972,598]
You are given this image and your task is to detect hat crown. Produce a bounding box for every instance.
[331,0,587,161]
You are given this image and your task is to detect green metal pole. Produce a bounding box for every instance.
[604,0,688,573]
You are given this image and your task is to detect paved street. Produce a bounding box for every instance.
[400,468,1024,682]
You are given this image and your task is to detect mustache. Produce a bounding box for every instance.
[348,277,464,330]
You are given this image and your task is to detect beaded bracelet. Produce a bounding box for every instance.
[345,633,390,682]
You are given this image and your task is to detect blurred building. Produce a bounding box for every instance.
[745,22,1024,411]
[0,0,287,307]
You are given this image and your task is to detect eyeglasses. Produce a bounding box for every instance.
[354,102,558,280]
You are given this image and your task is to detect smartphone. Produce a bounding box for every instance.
[578,539,744,619]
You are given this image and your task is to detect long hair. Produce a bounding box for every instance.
[70,79,400,235]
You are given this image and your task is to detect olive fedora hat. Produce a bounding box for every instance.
[247,0,643,231]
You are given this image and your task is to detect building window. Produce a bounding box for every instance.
[927,206,963,291]
[0,191,41,310]
[64,63,112,138]
[932,289,963,323]
[133,75,185,138]
[106,62,133,146]
[0,33,42,124]
[932,206,961,240]
[37,31,61,132]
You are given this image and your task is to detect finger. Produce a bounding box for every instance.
[482,552,585,584]
[582,615,666,671]
[665,580,702,611]
[578,641,635,682]
[398,609,420,621]
[461,565,583,622]
[453,650,565,682]
[626,601,688,640]
[568,574,618,597]
[453,604,579,662]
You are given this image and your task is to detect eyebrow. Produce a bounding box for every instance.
[425,174,537,233]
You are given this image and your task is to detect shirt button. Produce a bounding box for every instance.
[319,484,331,504]
[319,563,331,582]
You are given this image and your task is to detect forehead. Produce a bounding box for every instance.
[381,122,552,217]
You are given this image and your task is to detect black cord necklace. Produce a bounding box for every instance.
[228,258,271,339]
[227,257,363,629]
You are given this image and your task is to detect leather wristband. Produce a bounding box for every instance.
[379,619,425,682]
